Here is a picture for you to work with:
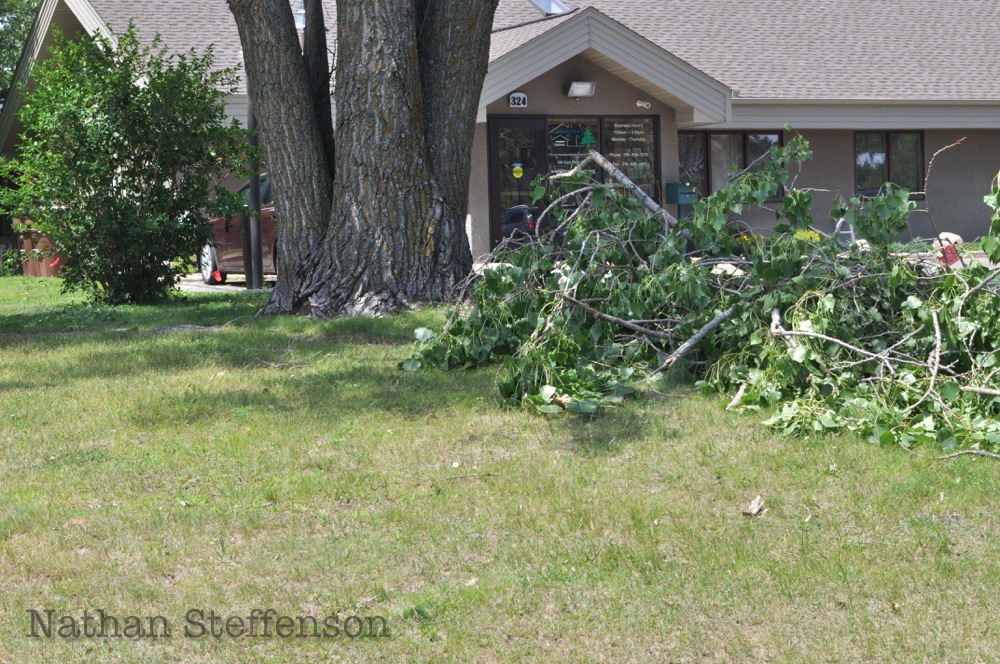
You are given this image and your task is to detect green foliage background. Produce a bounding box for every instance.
[0,0,35,98]
[0,24,252,303]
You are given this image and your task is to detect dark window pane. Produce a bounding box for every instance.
[889,133,921,192]
[678,133,707,198]
[746,133,780,173]
[855,133,886,195]
[261,177,273,206]
[498,126,542,209]
[709,133,743,192]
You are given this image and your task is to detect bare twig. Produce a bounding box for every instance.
[922,137,966,196]
[535,184,606,230]
[958,266,1000,309]
[440,472,498,482]
[653,308,736,374]
[937,450,1000,461]
[550,190,594,237]
[902,309,941,415]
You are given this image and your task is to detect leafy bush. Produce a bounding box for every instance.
[0,25,252,304]
[0,247,22,276]
[406,135,1000,454]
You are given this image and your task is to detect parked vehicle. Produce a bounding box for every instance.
[499,204,565,248]
[200,175,278,284]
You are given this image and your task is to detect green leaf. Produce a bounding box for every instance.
[938,381,960,402]
[538,385,558,402]
[566,399,599,414]
[401,358,421,371]
[878,430,897,446]
[981,235,1000,263]
[414,327,434,342]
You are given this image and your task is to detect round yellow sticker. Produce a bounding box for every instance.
[512,166,524,179]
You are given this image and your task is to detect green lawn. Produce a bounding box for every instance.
[0,277,997,662]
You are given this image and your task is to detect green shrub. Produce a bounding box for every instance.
[0,24,252,304]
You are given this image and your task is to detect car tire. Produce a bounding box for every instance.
[199,245,226,285]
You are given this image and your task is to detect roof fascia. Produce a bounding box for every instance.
[480,7,731,124]
[715,99,1000,130]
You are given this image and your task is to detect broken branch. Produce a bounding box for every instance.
[562,294,677,341]
[653,308,736,373]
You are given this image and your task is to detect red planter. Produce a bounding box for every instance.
[18,227,64,278]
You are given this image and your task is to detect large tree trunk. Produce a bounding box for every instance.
[228,0,497,317]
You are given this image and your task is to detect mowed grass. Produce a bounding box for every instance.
[0,276,997,663]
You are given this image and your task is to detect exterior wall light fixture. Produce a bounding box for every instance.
[565,81,596,98]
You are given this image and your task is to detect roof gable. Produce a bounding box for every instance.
[482,7,732,125]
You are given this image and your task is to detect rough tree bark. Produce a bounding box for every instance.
[228,0,498,317]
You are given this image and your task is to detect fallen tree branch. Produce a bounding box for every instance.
[937,450,1000,461]
[588,149,678,230]
[562,294,677,341]
[535,184,606,230]
[770,308,897,374]
[653,308,736,373]
[551,154,595,180]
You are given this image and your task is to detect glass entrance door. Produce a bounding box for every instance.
[488,118,546,248]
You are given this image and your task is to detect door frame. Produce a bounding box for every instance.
[487,116,547,249]
[487,114,663,248]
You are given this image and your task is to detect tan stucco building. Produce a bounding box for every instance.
[4,0,1000,256]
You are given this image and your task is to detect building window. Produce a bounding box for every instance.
[528,0,572,15]
[546,117,659,200]
[854,132,922,196]
[678,131,782,198]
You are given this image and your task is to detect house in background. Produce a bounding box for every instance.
[473,0,1000,255]
[3,0,999,260]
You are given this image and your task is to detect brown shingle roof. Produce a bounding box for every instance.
[87,0,336,95]
[496,0,1000,101]
[84,0,1000,102]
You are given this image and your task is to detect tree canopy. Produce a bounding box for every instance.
[0,0,35,103]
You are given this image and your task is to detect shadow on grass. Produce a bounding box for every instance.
[123,363,498,429]
[0,291,267,337]
[554,406,651,456]
[1,294,450,386]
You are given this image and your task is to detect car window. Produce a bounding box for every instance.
[261,176,273,205]
[238,176,273,207]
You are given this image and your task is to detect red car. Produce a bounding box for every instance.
[199,175,278,284]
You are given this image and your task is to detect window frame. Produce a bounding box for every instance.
[678,130,784,201]
[853,131,924,200]
[545,115,661,201]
